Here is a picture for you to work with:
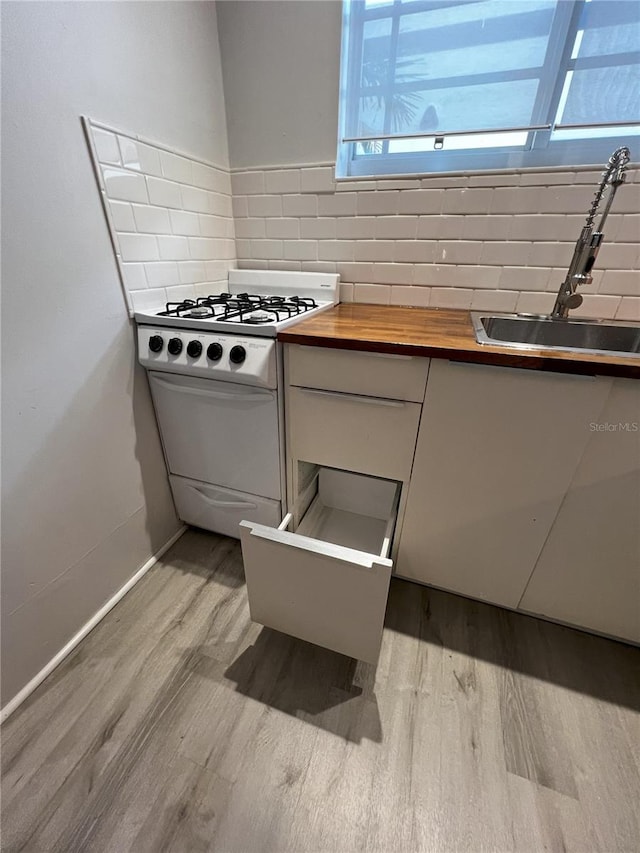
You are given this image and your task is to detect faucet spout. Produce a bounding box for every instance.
[550,146,630,320]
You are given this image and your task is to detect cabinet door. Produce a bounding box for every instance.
[519,378,640,642]
[396,359,612,608]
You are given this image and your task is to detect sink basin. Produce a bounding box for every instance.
[471,313,640,358]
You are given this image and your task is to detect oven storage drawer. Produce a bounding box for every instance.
[287,385,421,482]
[288,345,429,402]
[149,371,281,500]
[239,468,400,664]
[170,475,281,539]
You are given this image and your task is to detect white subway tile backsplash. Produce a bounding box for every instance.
[491,186,542,215]
[394,241,436,264]
[509,214,567,242]
[597,242,640,270]
[442,188,492,215]
[170,209,200,237]
[462,215,512,241]
[300,218,337,239]
[165,283,197,303]
[199,215,228,238]
[93,129,121,165]
[265,169,300,194]
[375,216,418,239]
[144,261,180,287]
[118,138,162,176]
[429,287,474,309]
[538,184,595,214]
[389,285,430,307]
[616,297,640,321]
[599,270,640,296]
[283,240,317,261]
[335,217,376,240]
[147,176,182,208]
[266,218,300,239]
[130,287,166,311]
[371,263,415,285]
[498,266,551,291]
[181,185,211,214]
[205,260,233,280]
[355,241,396,262]
[437,240,482,265]
[397,191,441,215]
[231,171,265,196]
[571,294,621,320]
[177,261,207,283]
[339,282,355,302]
[102,168,148,203]
[318,240,354,262]
[248,195,283,218]
[121,263,147,289]
[250,239,284,260]
[132,204,171,235]
[235,218,266,239]
[157,235,190,260]
[187,237,218,260]
[470,289,518,312]
[118,233,159,262]
[479,241,532,267]
[318,193,357,217]
[208,192,230,218]
[282,194,318,217]
[354,284,391,304]
[335,262,375,283]
[232,196,249,218]
[109,201,135,232]
[357,191,400,216]
[89,121,235,315]
[301,261,338,274]
[160,151,193,185]
[515,291,554,314]
[300,167,334,193]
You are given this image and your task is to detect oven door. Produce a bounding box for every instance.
[148,371,281,499]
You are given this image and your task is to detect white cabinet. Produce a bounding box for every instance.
[519,378,640,643]
[239,344,428,664]
[240,467,399,664]
[397,359,613,609]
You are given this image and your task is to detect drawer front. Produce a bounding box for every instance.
[288,386,421,481]
[239,520,392,664]
[288,345,429,402]
[170,475,281,539]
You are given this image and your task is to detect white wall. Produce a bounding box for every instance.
[217,0,342,168]
[1,1,229,705]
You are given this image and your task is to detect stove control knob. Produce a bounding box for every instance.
[149,335,163,353]
[167,337,183,356]
[187,340,203,358]
[230,345,246,365]
[207,342,223,361]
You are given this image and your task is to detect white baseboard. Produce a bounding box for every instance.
[0,525,187,725]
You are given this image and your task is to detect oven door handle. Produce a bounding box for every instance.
[151,375,272,402]
[189,486,258,511]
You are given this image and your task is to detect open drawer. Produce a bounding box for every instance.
[239,468,400,664]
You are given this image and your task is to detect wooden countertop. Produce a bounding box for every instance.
[278,304,640,379]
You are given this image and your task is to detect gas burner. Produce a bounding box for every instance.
[245,310,274,324]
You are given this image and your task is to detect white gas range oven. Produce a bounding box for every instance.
[136,270,339,538]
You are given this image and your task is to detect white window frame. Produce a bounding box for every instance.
[337,0,640,178]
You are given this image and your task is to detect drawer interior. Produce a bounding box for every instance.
[289,466,400,559]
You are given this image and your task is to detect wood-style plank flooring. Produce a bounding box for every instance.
[2,529,639,852]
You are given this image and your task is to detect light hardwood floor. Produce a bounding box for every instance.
[2,529,639,853]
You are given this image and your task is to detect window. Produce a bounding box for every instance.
[337,0,640,177]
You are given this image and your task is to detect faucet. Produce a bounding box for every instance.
[550,145,631,319]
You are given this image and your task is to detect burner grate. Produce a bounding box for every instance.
[157,292,318,324]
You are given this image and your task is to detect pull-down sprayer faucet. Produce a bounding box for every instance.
[550,146,631,319]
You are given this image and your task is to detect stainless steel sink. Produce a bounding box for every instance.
[471,313,640,358]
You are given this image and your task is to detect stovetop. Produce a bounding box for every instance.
[134,269,340,337]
